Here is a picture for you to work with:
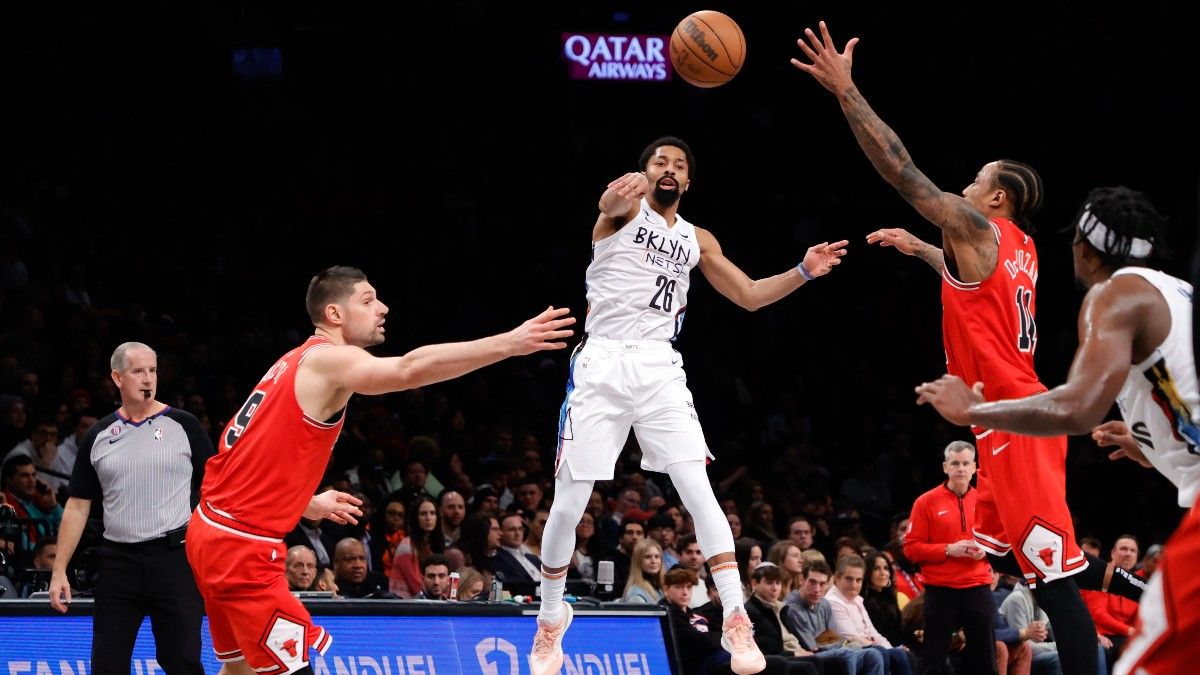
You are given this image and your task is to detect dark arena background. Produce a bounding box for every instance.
[1,1,1197,672]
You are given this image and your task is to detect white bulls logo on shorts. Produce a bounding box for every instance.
[266,615,307,668]
[1021,523,1064,577]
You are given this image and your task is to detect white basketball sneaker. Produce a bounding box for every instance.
[721,608,767,674]
[529,602,574,675]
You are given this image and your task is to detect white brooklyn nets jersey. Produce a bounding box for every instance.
[584,198,701,341]
[1112,267,1200,508]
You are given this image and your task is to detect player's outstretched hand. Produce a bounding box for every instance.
[1091,420,1153,468]
[507,306,576,355]
[49,570,72,613]
[789,20,858,95]
[802,240,850,278]
[866,228,930,257]
[915,374,984,426]
[607,172,650,201]
[305,489,363,526]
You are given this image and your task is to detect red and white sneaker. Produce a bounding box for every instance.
[721,608,767,675]
[529,602,574,675]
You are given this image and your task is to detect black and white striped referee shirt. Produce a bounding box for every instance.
[68,407,215,544]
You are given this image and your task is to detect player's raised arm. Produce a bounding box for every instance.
[595,171,649,239]
[697,227,847,311]
[790,22,993,254]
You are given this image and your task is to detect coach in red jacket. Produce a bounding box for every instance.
[904,441,995,675]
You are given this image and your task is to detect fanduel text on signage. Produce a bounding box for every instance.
[562,33,671,82]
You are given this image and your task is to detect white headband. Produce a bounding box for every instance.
[1080,208,1152,259]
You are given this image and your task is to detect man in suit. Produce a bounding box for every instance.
[492,512,542,584]
[284,515,338,568]
[331,538,393,598]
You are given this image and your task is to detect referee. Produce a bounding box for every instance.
[48,342,214,674]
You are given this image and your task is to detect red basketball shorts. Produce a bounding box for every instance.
[971,429,1087,585]
[186,507,332,673]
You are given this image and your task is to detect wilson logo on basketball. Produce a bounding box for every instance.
[682,20,719,61]
[669,11,745,88]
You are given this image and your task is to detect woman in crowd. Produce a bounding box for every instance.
[766,540,803,596]
[621,539,665,604]
[373,497,407,573]
[862,549,908,648]
[389,495,445,598]
[456,567,486,600]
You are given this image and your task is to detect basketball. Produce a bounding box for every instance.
[669,10,745,88]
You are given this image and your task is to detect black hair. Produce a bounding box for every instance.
[1,454,35,486]
[621,519,646,537]
[994,159,1044,231]
[420,553,450,572]
[752,563,784,583]
[406,494,445,558]
[638,136,695,179]
[1071,186,1169,269]
[458,512,496,570]
[305,266,368,325]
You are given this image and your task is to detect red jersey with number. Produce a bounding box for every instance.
[941,218,1046,402]
[199,336,345,539]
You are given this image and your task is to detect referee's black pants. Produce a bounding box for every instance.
[92,538,205,674]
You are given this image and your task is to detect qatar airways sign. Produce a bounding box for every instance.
[562,33,672,82]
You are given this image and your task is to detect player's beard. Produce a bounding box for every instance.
[653,183,681,207]
[353,323,386,348]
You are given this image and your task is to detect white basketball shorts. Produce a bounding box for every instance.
[554,335,713,480]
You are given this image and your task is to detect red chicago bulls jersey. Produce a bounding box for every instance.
[941,218,1046,402]
[200,336,345,539]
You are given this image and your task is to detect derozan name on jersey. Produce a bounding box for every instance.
[562,33,670,81]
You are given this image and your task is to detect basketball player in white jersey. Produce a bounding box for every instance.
[527,137,848,675]
[913,186,1198,675]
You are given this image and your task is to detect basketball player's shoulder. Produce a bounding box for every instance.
[297,338,351,364]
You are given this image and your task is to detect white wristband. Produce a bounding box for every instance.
[798,262,815,281]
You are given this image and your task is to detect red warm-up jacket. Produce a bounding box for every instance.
[904,482,992,588]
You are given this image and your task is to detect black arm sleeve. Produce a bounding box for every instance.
[168,408,216,508]
[67,413,119,501]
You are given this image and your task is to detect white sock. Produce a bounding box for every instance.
[537,568,568,624]
[536,461,593,626]
[710,562,745,619]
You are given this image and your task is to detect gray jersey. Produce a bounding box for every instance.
[69,407,213,542]
[1112,267,1200,507]
[584,198,701,341]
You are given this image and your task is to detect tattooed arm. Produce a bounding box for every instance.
[790,21,996,281]
[865,228,945,275]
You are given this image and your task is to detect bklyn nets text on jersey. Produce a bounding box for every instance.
[633,226,690,278]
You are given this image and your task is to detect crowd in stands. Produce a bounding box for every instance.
[0,161,1179,675]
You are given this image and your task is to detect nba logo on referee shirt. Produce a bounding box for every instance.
[154,428,162,440]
